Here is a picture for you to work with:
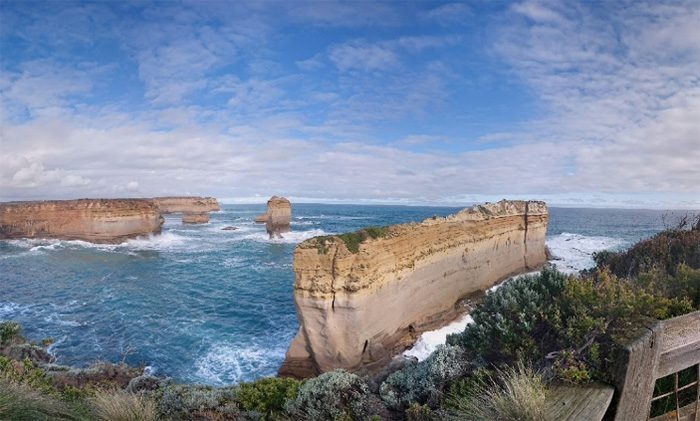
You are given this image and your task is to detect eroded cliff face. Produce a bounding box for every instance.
[279,200,548,378]
[0,199,164,244]
[151,197,220,214]
[254,196,291,239]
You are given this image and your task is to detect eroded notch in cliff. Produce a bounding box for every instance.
[362,340,369,354]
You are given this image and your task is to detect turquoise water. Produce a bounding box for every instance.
[0,204,680,385]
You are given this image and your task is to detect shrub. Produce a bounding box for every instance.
[0,377,77,420]
[236,377,303,420]
[0,321,22,344]
[285,370,374,420]
[380,345,470,410]
[0,356,54,391]
[445,362,547,421]
[604,229,700,278]
[153,384,237,419]
[446,266,568,363]
[90,389,158,421]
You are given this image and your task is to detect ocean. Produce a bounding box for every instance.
[0,204,682,385]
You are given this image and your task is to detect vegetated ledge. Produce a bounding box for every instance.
[0,198,164,244]
[280,199,549,379]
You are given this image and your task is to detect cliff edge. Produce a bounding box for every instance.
[279,200,548,378]
[0,199,164,244]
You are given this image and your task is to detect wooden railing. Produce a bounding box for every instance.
[613,311,700,421]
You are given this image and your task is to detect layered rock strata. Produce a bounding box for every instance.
[279,200,548,378]
[182,212,210,224]
[254,196,292,239]
[151,197,219,224]
[0,199,164,244]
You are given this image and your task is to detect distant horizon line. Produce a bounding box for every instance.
[1,195,698,212]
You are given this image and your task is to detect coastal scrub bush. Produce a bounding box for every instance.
[90,389,158,421]
[0,356,54,391]
[445,362,546,421]
[153,384,237,419]
[236,376,304,420]
[603,229,700,278]
[380,345,471,410]
[0,321,22,344]
[284,369,374,420]
[446,266,568,363]
[0,377,78,421]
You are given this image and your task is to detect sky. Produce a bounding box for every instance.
[1,0,699,209]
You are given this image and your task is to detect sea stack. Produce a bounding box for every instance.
[279,200,549,378]
[255,196,292,239]
[0,199,164,244]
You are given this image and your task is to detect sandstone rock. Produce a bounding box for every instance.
[279,200,549,378]
[182,212,209,224]
[0,199,164,244]
[254,196,292,239]
[151,196,219,224]
[151,197,220,214]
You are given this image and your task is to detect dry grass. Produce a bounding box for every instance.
[447,362,547,421]
[90,389,158,421]
[0,377,77,421]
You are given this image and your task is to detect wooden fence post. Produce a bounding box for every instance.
[612,316,665,421]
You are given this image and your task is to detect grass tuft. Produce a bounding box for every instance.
[90,389,158,421]
[0,377,77,420]
[446,362,547,421]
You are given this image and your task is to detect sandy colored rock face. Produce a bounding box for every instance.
[0,199,164,244]
[151,197,220,214]
[279,200,549,378]
[182,212,210,224]
[254,196,291,239]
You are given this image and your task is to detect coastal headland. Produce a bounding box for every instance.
[0,196,221,242]
[279,200,549,378]
[0,198,164,244]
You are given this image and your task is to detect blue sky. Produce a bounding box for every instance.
[1,0,698,209]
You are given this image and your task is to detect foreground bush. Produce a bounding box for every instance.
[236,376,304,420]
[152,384,238,419]
[285,370,374,420]
[446,266,568,364]
[380,345,471,410]
[445,362,546,421]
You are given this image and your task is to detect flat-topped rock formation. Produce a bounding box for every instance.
[0,199,164,244]
[279,200,548,378]
[254,196,291,239]
[151,197,219,224]
[182,212,210,224]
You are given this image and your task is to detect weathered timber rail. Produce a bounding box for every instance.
[613,310,700,421]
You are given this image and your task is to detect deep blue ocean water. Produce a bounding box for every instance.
[0,204,686,385]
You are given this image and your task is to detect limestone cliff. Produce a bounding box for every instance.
[279,200,548,378]
[0,199,164,244]
[151,197,220,214]
[182,212,210,224]
[151,197,219,224]
[254,196,292,239]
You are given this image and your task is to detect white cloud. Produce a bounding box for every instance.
[60,174,91,187]
[328,41,400,73]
